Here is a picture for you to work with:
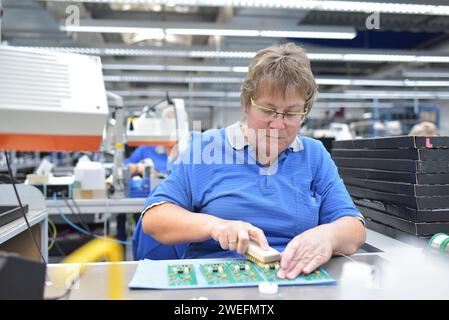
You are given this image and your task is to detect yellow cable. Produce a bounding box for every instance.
[48,218,57,252]
[51,237,125,300]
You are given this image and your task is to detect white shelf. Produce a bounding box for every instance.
[0,209,48,244]
[45,198,147,215]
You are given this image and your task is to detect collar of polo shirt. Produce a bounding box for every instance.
[225,121,304,152]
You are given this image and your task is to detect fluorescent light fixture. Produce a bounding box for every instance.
[165,28,260,37]
[232,66,249,73]
[319,78,449,87]
[341,90,449,99]
[13,46,449,64]
[124,99,243,108]
[402,69,449,78]
[413,80,449,87]
[316,78,352,86]
[307,53,345,61]
[110,90,241,98]
[415,56,449,63]
[61,23,356,40]
[103,74,449,87]
[102,63,248,72]
[166,65,232,72]
[346,89,449,95]
[343,54,417,63]
[102,64,166,71]
[41,0,449,16]
[352,79,404,86]
[188,50,255,59]
[259,31,355,39]
[103,75,244,83]
[60,25,165,38]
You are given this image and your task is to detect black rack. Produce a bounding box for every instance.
[332,136,449,240]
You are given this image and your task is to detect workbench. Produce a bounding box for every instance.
[43,229,449,300]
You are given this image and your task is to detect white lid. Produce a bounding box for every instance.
[258,282,278,294]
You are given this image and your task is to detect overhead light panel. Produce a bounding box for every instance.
[14,46,449,64]
[165,28,260,37]
[103,75,244,83]
[42,0,449,16]
[342,90,449,99]
[110,90,241,98]
[259,31,355,39]
[342,54,417,63]
[103,74,449,87]
[60,25,165,38]
[318,78,449,87]
[102,63,248,72]
[61,22,356,40]
[402,69,449,78]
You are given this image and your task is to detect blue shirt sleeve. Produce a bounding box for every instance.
[124,146,145,165]
[142,150,193,212]
[312,142,364,225]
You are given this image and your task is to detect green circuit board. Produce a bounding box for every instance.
[199,260,265,285]
[168,264,197,286]
[256,263,332,283]
[199,263,231,285]
[255,262,292,282]
[303,269,333,281]
[165,260,334,287]
[225,261,264,283]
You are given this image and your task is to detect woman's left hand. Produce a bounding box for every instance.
[277,226,333,279]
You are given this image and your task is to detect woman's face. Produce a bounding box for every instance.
[245,89,305,158]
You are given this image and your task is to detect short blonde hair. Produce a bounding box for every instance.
[241,43,317,115]
[409,121,439,136]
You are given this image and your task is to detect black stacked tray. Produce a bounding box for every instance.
[331,136,449,239]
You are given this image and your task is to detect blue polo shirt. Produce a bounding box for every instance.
[142,122,364,259]
[124,146,169,174]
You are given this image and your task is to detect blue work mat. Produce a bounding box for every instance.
[129,258,336,289]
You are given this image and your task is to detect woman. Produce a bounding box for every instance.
[141,43,365,279]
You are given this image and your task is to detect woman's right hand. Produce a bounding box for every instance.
[209,219,269,254]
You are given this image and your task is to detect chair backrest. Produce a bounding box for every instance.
[132,217,187,260]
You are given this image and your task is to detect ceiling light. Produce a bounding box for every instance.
[110,90,241,98]
[415,56,449,63]
[231,66,249,73]
[402,70,449,78]
[343,54,417,63]
[61,23,356,40]
[103,74,449,87]
[41,1,449,16]
[102,64,166,71]
[103,75,244,83]
[341,90,449,99]
[259,31,355,39]
[12,46,449,64]
[60,25,165,38]
[102,63,248,73]
[165,28,260,37]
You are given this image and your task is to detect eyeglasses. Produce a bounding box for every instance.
[250,97,308,124]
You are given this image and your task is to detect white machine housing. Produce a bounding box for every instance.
[0,46,109,151]
[126,98,189,153]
